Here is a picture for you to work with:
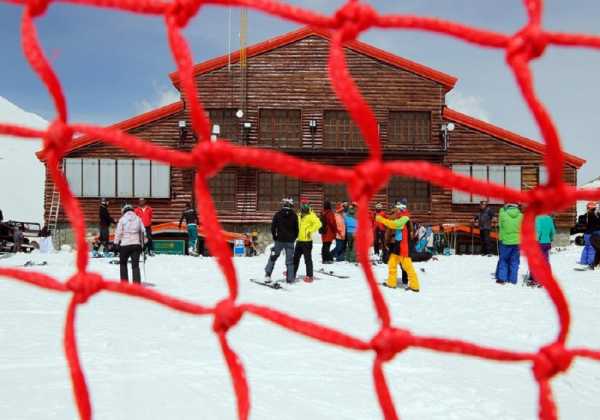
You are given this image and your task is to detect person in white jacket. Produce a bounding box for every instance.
[114,204,146,284]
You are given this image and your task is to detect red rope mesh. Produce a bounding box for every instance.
[2,0,600,419]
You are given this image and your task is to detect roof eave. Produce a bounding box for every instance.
[443,108,586,169]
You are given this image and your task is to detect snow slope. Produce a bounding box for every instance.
[0,96,47,223]
[1,246,599,420]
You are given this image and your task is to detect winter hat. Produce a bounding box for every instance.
[587,202,597,210]
[505,203,518,208]
[300,198,310,212]
[336,202,344,212]
[324,201,332,210]
[121,203,134,214]
[281,197,294,208]
[375,203,383,210]
[101,197,108,205]
[394,201,407,211]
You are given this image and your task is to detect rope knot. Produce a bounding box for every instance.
[507,25,547,63]
[27,0,50,17]
[168,0,202,27]
[67,272,104,304]
[349,160,389,203]
[192,142,226,179]
[371,328,413,362]
[212,299,242,334]
[333,0,377,42]
[533,343,573,381]
[43,119,72,162]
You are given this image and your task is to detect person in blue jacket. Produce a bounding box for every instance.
[344,203,358,262]
[527,214,556,287]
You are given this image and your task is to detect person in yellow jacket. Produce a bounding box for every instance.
[293,198,322,282]
[375,201,420,292]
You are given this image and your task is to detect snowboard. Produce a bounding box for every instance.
[250,279,287,290]
[317,268,350,279]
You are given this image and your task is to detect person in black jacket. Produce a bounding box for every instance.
[584,203,600,269]
[99,198,116,251]
[264,197,299,284]
[474,200,495,255]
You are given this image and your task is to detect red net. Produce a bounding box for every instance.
[1,0,600,419]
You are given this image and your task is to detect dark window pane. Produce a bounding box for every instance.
[388,112,430,145]
[259,109,301,148]
[323,111,364,149]
[258,172,301,211]
[208,109,240,143]
[208,171,237,210]
[323,184,348,204]
[388,176,431,212]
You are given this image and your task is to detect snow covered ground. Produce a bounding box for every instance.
[1,245,599,420]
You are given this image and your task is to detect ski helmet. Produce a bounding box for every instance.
[121,203,134,214]
[281,197,294,208]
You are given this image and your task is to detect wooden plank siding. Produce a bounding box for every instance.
[44,32,579,235]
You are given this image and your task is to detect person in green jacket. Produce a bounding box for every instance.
[497,203,523,284]
[527,214,556,287]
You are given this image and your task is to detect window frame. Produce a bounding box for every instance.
[257,172,301,212]
[387,176,432,212]
[207,109,241,143]
[322,110,365,149]
[387,110,432,146]
[451,165,522,204]
[208,170,238,211]
[258,108,302,148]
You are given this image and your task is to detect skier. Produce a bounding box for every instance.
[474,200,495,256]
[99,198,116,253]
[527,214,556,287]
[376,201,420,292]
[293,199,322,282]
[320,201,337,264]
[115,204,146,284]
[496,203,523,284]
[333,202,346,261]
[344,203,358,263]
[179,202,199,255]
[373,203,386,256]
[135,198,154,256]
[576,202,600,269]
[265,198,299,284]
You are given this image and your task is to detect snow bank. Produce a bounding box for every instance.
[1,246,599,419]
[0,96,47,223]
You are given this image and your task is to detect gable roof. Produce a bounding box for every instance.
[168,26,457,90]
[36,101,184,160]
[443,108,586,168]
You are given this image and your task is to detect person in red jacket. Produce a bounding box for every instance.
[135,198,154,256]
[320,201,338,264]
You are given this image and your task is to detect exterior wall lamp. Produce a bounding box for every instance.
[211,124,220,142]
[441,122,455,151]
[178,120,187,145]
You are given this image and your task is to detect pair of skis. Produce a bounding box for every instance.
[250,268,350,290]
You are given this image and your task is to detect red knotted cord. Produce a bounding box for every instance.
[1,0,600,419]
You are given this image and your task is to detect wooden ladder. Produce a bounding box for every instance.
[47,186,61,245]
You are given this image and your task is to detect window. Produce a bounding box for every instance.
[323,110,364,149]
[65,158,82,196]
[259,109,302,148]
[388,177,431,212]
[100,159,116,197]
[64,158,170,198]
[258,172,301,211]
[323,184,348,205]
[208,109,240,143]
[208,171,237,210]
[539,165,548,186]
[451,165,522,204]
[388,111,431,145]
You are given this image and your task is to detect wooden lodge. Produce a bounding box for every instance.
[40,27,585,242]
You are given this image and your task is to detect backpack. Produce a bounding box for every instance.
[319,214,328,235]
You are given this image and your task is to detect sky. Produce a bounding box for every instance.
[0,0,599,184]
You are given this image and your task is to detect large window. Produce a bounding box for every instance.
[64,158,170,198]
[451,165,521,204]
[208,109,240,143]
[208,171,237,210]
[259,109,302,148]
[323,110,364,149]
[388,111,431,145]
[258,172,301,211]
[388,177,431,212]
